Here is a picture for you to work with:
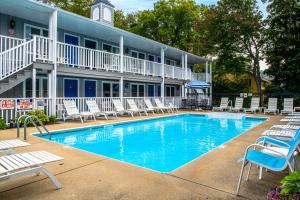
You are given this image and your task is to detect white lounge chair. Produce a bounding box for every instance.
[168,102,179,112]
[281,118,300,123]
[244,97,260,113]
[262,129,296,139]
[86,100,112,120]
[112,99,134,117]
[271,124,300,131]
[231,97,244,112]
[154,98,172,112]
[144,99,161,113]
[264,98,279,115]
[0,139,30,154]
[127,99,148,116]
[63,100,95,123]
[212,97,229,111]
[0,151,63,189]
[281,98,294,114]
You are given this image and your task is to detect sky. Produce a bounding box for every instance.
[109,0,268,69]
[110,0,268,17]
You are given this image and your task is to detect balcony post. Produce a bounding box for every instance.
[205,61,209,82]
[49,10,58,115]
[161,47,165,100]
[181,54,184,80]
[184,54,188,80]
[119,35,124,73]
[32,68,36,109]
[120,77,124,104]
[143,60,146,76]
[209,61,213,106]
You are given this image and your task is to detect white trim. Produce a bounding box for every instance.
[24,23,48,40]
[84,38,98,49]
[64,33,80,45]
[63,78,80,97]
[130,83,145,97]
[83,79,97,97]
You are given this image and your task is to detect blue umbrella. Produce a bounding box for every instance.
[185,81,210,89]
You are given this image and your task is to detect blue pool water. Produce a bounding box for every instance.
[38,114,266,172]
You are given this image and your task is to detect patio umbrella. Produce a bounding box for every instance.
[185,81,210,89]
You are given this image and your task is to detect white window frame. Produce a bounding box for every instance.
[84,38,98,50]
[63,78,80,98]
[64,33,81,45]
[102,81,119,97]
[148,54,156,62]
[130,83,145,97]
[84,79,97,97]
[165,85,176,97]
[102,42,119,53]
[24,23,48,40]
[130,50,139,58]
[138,52,146,60]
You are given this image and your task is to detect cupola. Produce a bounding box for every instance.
[91,0,115,26]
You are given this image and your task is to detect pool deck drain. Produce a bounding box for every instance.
[0,111,293,200]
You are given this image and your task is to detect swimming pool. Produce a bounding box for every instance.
[38,114,266,172]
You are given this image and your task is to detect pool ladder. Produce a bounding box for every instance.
[17,115,51,141]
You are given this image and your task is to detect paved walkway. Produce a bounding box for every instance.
[0,112,291,200]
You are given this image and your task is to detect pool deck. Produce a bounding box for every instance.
[0,111,295,200]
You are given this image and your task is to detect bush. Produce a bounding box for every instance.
[0,117,7,130]
[17,110,50,127]
[280,172,300,199]
[49,115,57,124]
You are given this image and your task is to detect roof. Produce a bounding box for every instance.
[92,0,115,8]
[0,0,207,64]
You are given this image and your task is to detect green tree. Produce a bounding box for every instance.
[43,0,94,18]
[199,0,265,95]
[264,0,300,92]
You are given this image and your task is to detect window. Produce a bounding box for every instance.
[131,83,145,97]
[25,77,48,98]
[24,24,48,40]
[157,56,161,63]
[102,43,120,54]
[131,51,138,58]
[166,59,176,66]
[138,53,145,59]
[92,7,100,21]
[102,82,119,97]
[166,86,175,97]
[148,55,155,62]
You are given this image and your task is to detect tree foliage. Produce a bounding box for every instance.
[199,0,265,94]
[264,0,300,93]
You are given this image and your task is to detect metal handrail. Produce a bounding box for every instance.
[17,115,50,141]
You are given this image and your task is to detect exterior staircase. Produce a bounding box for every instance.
[0,69,32,94]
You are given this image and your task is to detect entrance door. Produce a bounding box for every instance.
[85,80,96,97]
[147,85,154,97]
[64,79,78,97]
[65,34,79,66]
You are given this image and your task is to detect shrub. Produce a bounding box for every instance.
[0,117,7,130]
[280,172,300,199]
[49,115,57,124]
[17,110,50,127]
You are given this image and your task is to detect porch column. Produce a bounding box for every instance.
[32,68,36,109]
[181,54,185,98]
[120,77,124,103]
[49,10,58,115]
[119,35,124,73]
[161,47,165,100]
[209,61,213,106]
[205,61,209,82]
[184,54,188,97]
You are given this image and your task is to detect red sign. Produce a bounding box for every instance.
[0,100,15,110]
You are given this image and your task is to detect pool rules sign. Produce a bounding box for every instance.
[0,100,15,110]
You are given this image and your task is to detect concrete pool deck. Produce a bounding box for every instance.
[0,111,294,200]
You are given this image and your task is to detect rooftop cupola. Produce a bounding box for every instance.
[91,0,115,26]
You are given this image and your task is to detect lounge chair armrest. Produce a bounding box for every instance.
[256,136,290,148]
[245,144,287,159]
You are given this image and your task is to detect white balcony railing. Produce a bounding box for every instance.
[57,42,121,72]
[0,35,24,53]
[124,56,163,77]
